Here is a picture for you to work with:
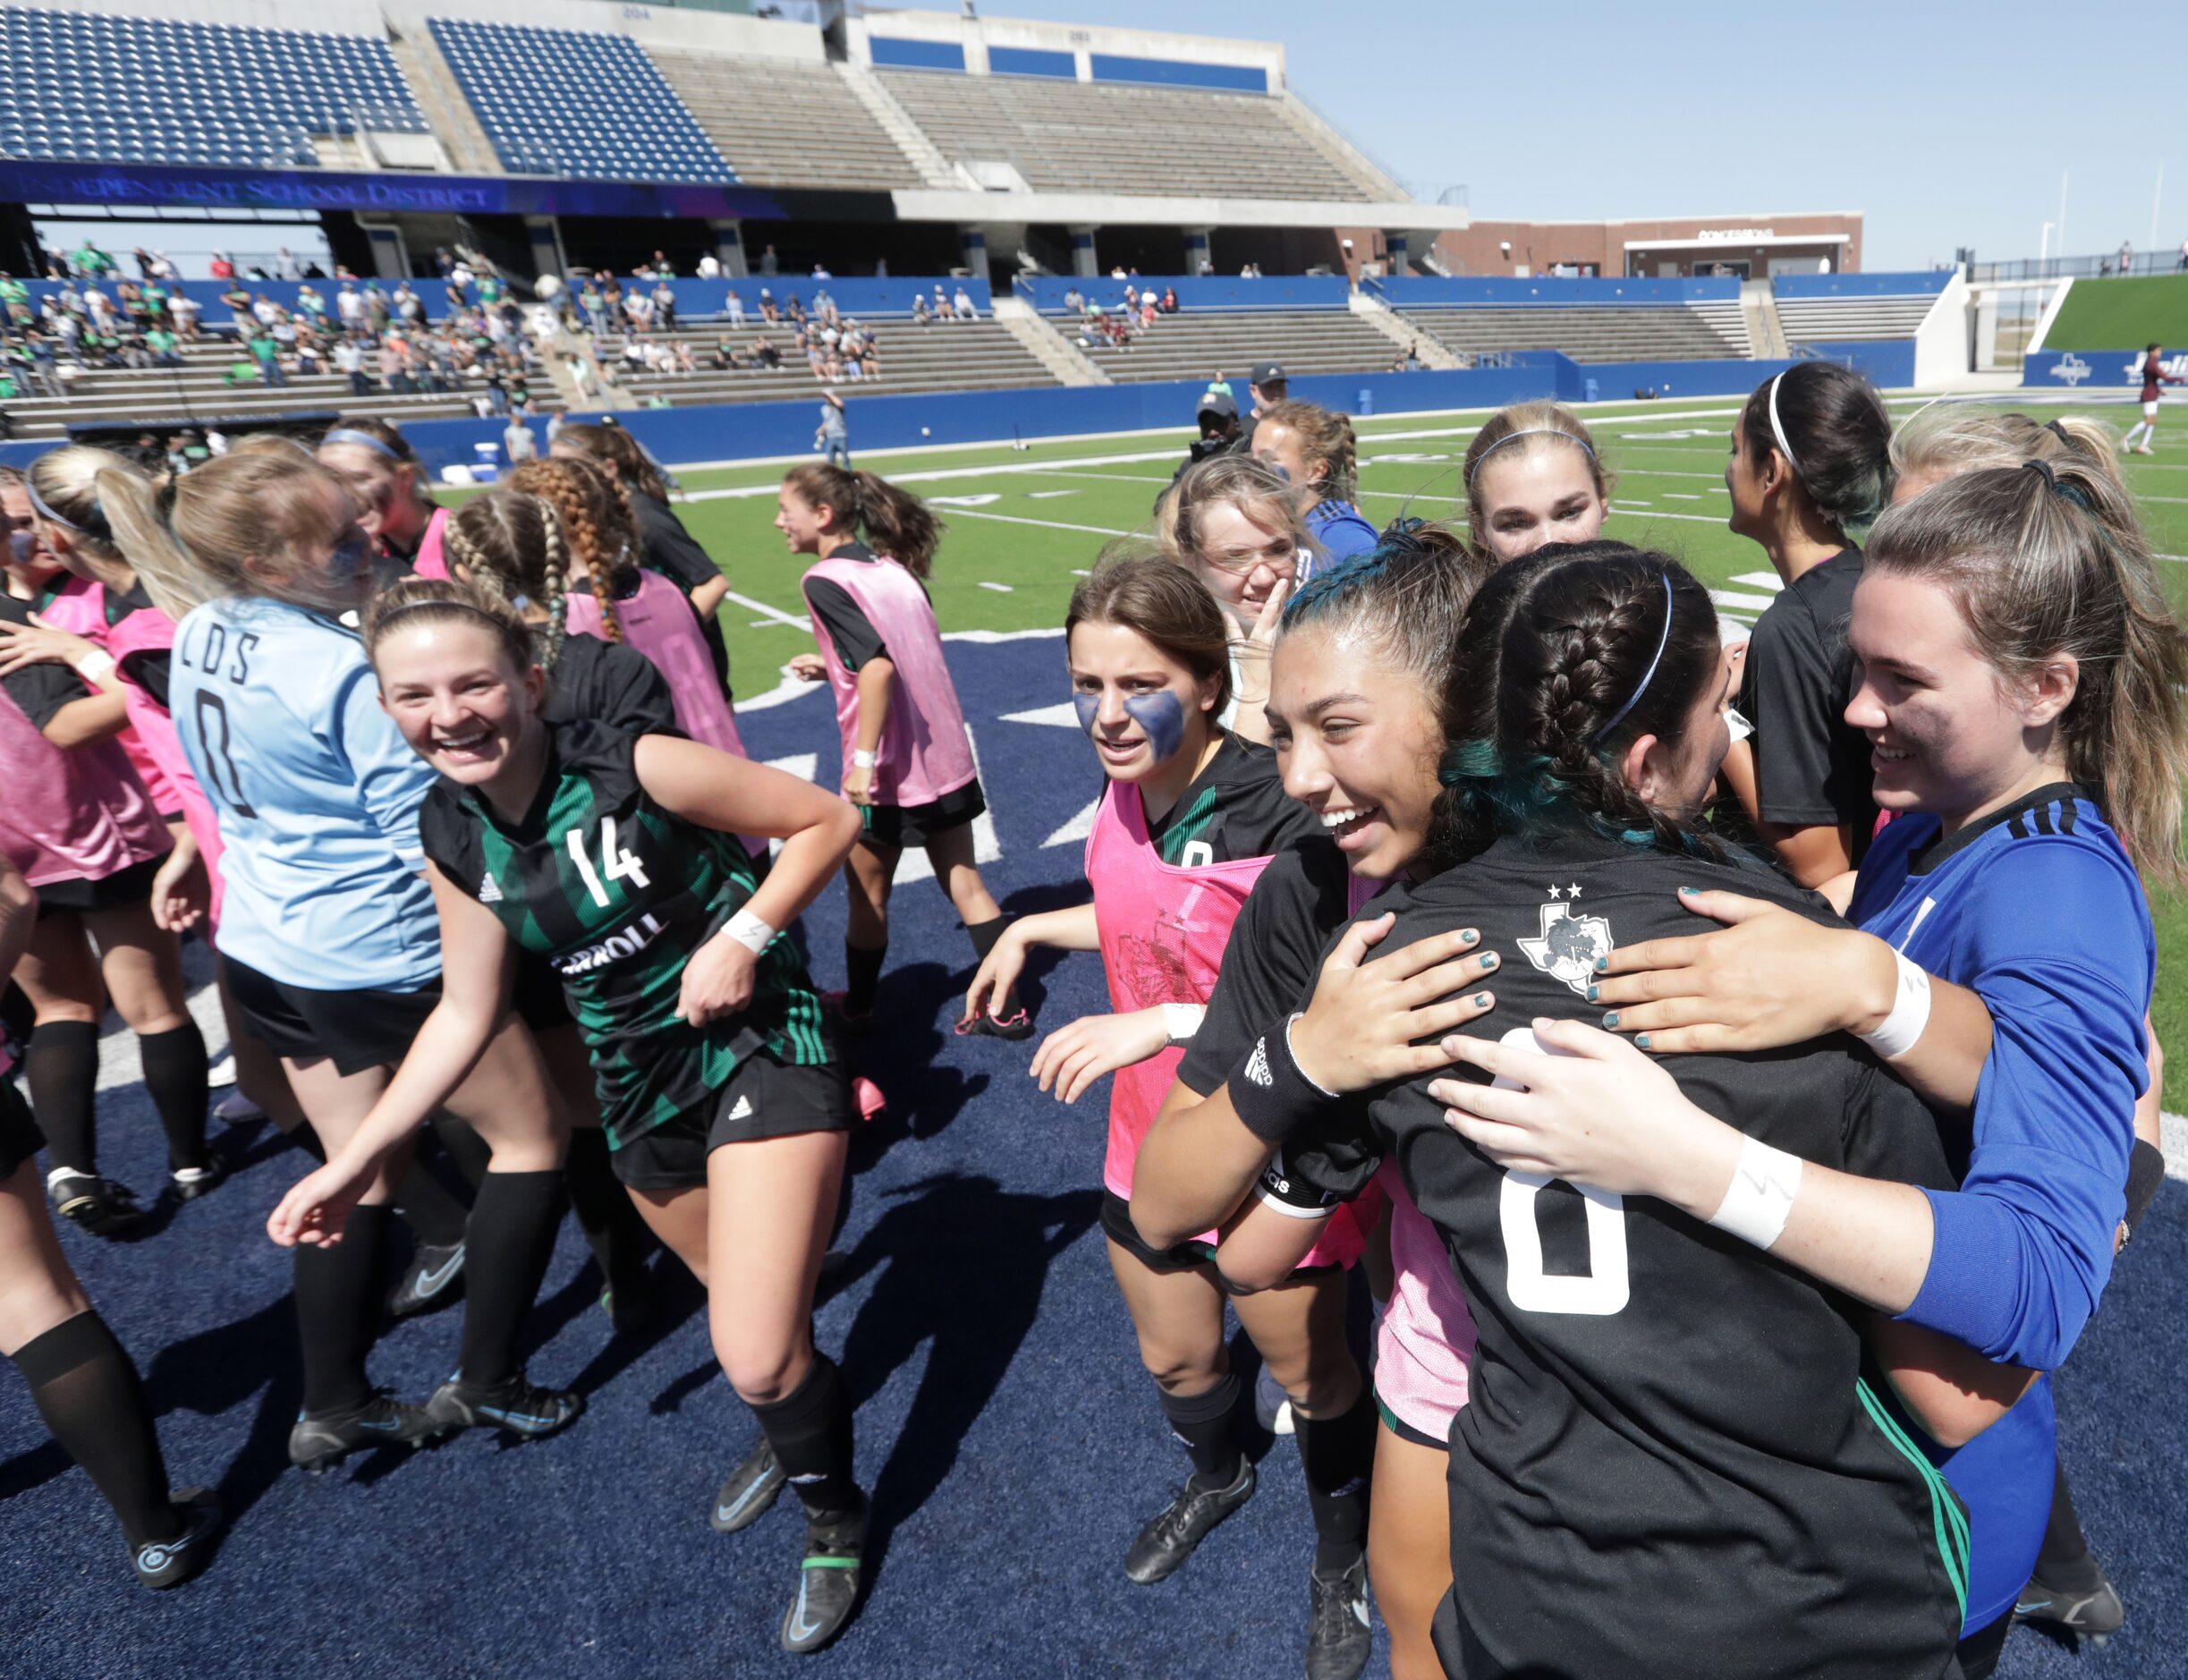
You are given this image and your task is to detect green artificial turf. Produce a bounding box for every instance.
[2041,274,2188,351]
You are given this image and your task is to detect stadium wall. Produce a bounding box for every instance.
[1369,276,1743,305]
[2023,348,2188,389]
[1772,270,1950,298]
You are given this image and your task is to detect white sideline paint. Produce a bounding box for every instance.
[978,581,1014,592]
[1044,797,1101,849]
[724,587,809,629]
[1000,701,1085,728]
[1710,590,1778,613]
[1732,572,1785,592]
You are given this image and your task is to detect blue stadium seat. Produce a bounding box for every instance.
[426,17,735,184]
[0,9,428,168]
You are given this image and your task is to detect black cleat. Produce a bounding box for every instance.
[780,1495,867,1654]
[2016,1567,2125,1642]
[1306,1557,1374,1680]
[289,1390,436,1472]
[165,1158,228,1203]
[386,1240,465,1319]
[1124,1459,1256,1585]
[711,1438,787,1533]
[423,1370,584,1440]
[953,1006,1035,1041]
[47,1169,147,1236]
[134,1489,224,1591]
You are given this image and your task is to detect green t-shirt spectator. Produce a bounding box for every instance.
[249,335,278,366]
[146,328,178,356]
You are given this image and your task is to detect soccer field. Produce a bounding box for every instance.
[2041,275,2188,352]
[644,393,2188,1106]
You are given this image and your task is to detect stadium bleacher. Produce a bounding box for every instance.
[427,18,734,182]
[1774,270,1949,344]
[0,7,427,168]
[1066,310,1402,383]
[647,50,921,189]
[1376,278,1753,364]
[876,70,1375,199]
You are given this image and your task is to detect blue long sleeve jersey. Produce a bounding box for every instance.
[1850,784,2150,1369]
[170,597,441,992]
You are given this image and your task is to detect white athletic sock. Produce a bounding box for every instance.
[2124,422,2149,448]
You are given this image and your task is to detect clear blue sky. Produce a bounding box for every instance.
[976,0,2182,270]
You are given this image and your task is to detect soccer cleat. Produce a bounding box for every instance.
[953,1006,1035,1041]
[1124,1459,1256,1585]
[1305,1557,1374,1680]
[215,1091,262,1124]
[2015,1567,2125,1641]
[166,1158,228,1203]
[710,1438,787,1533]
[134,1489,224,1591]
[851,1076,886,1122]
[47,1169,146,1237]
[780,1495,867,1654]
[1256,1364,1295,1437]
[423,1370,584,1440]
[206,1055,237,1089]
[289,1390,437,1472]
[386,1240,466,1319]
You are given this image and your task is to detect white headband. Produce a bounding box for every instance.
[1766,373,1804,481]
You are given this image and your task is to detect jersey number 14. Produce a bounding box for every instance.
[567,818,651,908]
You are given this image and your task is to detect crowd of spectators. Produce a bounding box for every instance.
[1064,281,1181,350]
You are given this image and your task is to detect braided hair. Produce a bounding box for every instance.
[505,455,631,643]
[1428,541,1725,870]
[441,491,574,669]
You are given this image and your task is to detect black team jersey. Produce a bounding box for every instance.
[1282,827,1969,1679]
[1141,733,1316,867]
[420,720,830,1150]
[542,634,677,738]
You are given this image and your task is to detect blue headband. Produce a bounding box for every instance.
[322,428,403,462]
[1595,574,1675,741]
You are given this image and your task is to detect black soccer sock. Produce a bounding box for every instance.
[26,1020,99,1175]
[284,1120,327,1162]
[1160,1371,1244,1492]
[2035,1462,2102,1591]
[393,1146,473,1249]
[749,1351,859,1520]
[431,1112,493,1191]
[137,1022,210,1174]
[965,916,1018,1014]
[293,1202,394,1415]
[1295,1387,1376,1572]
[564,1128,649,1296]
[10,1311,182,1549]
[842,942,886,1019]
[458,1169,566,1389]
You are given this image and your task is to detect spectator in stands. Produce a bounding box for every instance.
[2119,240,2133,276]
[166,290,199,341]
[1251,398,1378,573]
[697,252,722,281]
[726,288,746,329]
[624,288,655,335]
[1390,344,1422,371]
[151,251,178,281]
[759,244,779,276]
[954,284,979,321]
[276,246,301,280]
[913,293,932,327]
[652,280,677,333]
[1064,285,1085,314]
[760,288,783,325]
[578,277,606,336]
[815,389,850,469]
[363,283,392,333]
[751,334,781,369]
[394,283,424,326]
[876,258,888,277]
[811,262,833,280]
[1160,286,1178,312]
[503,413,539,465]
[933,284,954,322]
[250,293,280,330]
[297,284,327,325]
[335,282,365,332]
[139,324,180,370]
[652,250,675,279]
[377,336,411,396]
[0,273,27,333]
[815,287,837,327]
[787,293,808,327]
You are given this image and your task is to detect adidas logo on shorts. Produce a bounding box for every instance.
[727,1094,755,1121]
[478,874,504,904]
[1244,1039,1273,1087]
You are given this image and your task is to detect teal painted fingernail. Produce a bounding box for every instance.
[1601,1012,1619,1029]
[1473,992,1490,1007]
[1586,985,1599,1003]
[1636,1033,1652,1049]
[1479,953,1497,970]
[1461,929,1479,945]
[1593,957,1609,972]
[1679,886,1699,896]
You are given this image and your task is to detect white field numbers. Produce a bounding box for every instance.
[1490,1028,1631,1316]
[568,818,651,908]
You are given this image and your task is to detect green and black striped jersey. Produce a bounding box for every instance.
[1142,734,1318,868]
[420,720,830,1150]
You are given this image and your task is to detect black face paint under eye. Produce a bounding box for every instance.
[8,530,34,564]
[326,530,374,582]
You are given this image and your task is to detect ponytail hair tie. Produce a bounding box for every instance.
[2046,418,2071,445]
[2022,457,2057,490]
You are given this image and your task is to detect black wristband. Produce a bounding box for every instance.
[2122,1138,2166,1243]
[1228,1016,1336,1145]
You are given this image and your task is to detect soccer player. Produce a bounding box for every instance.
[1156,454,1309,743]
[1130,527,1501,1680]
[106,451,581,1472]
[1478,467,2184,1676]
[1249,400,1378,574]
[268,580,871,1654]
[1460,401,1613,563]
[1160,542,2002,1677]
[316,418,453,580]
[0,852,224,1589]
[1719,362,1895,888]
[776,464,1020,1036]
[2120,342,2182,454]
[960,556,1390,1679]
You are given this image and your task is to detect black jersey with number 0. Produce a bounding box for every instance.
[420,720,829,1150]
[1283,827,1969,1678]
[1142,733,1317,868]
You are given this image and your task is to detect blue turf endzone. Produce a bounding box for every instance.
[0,634,2175,1677]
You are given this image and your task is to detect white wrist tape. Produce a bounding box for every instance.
[1160,1002,1204,1046]
[722,907,774,955]
[852,748,878,769]
[72,649,117,684]
[1708,1134,1802,1251]
[1857,950,1932,1060]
